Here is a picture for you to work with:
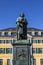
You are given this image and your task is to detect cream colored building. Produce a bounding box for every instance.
[0,28,43,65]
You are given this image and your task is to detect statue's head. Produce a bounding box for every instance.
[20,13,25,17]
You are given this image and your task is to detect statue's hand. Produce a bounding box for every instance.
[19,23,23,27]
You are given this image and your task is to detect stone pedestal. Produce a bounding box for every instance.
[12,40,32,65]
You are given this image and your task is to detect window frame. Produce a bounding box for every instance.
[0,48,5,54]
[0,59,3,65]
[7,59,10,65]
[40,59,43,65]
[33,58,36,65]
[32,48,36,54]
[6,48,12,54]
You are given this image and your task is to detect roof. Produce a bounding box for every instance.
[0,27,43,31]
[0,27,43,37]
[27,28,43,31]
[0,28,16,31]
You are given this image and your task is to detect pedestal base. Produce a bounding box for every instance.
[12,40,32,65]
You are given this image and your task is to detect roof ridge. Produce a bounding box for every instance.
[0,27,43,31]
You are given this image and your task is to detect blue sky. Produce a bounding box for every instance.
[0,0,43,30]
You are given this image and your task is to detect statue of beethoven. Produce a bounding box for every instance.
[16,13,27,40]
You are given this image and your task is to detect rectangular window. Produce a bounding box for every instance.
[40,59,43,65]
[35,40,37,43]
[10,48,12,53]
[0,40,2,43]
[33,40,37,43]
[0,48,5,53]
[36,48,38,53]
[0,40,5,43]
[33,59,36,65]
[38,40,41,43]
[32,48,36,54]
[33,40,35,43]
[11,32,15,36]
[7,59,10,65]
[0,59,3,65]
[6,48,12,54]
[11,39,16,43]
[6,40,11,43]
[42,40,43,43]
[41,32,43,36]
[2,40,5,43]
[33,48,43,54]
[39,48,42,53]
[35,32,38,36]
[13,40,16,43]
[36,48,42,53]
[42,48,43,53]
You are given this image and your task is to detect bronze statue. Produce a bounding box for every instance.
[16,13,27,40]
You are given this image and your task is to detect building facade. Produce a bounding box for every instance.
[0,28,43,65]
